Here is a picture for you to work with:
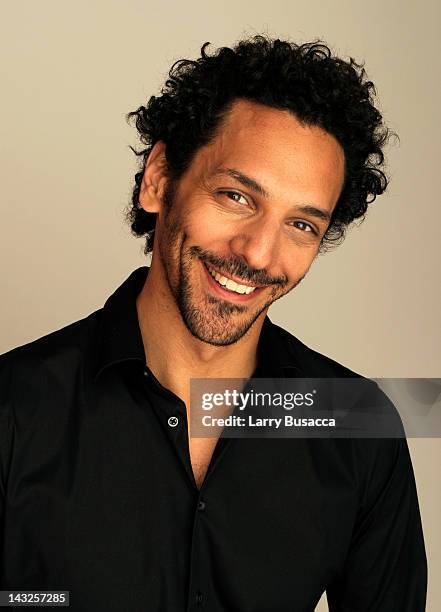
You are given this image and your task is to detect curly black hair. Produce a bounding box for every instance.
[125,35,394,254]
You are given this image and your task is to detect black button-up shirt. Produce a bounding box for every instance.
[0,267,427,611]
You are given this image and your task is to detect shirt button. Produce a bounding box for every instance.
[167,416,179,428]
[197,500,206,511]
[143,369,149,377]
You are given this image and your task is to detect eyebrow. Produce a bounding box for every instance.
[213,167,270,198]
[295,204,331,223]
[212,167,331,224]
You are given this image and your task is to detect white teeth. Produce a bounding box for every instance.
[207,265,256,294]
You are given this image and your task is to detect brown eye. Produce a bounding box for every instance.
[291,221,314,233]
[220,190,248,206]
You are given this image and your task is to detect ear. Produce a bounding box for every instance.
[138,141,169,214]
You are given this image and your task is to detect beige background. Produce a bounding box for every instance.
[1,0,440,609]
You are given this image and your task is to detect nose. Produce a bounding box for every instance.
[228,215,280,272]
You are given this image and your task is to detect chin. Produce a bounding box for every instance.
[181,304,262,347]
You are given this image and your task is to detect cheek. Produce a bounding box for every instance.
[283,252,317,284]
[158,214,180,251]
[185,207,232,246]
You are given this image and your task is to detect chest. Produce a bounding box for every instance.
[7,413,359,611]
[188,436,219,488]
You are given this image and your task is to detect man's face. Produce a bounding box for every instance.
[153,99,345,346]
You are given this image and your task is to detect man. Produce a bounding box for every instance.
[0,36,426,610]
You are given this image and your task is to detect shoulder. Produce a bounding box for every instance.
[270,320,363,378]
[271,320,404,434]
[0,309,103,397]
[0,310,104,488]
[272,325,412,508]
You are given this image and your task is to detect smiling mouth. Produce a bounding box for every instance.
[203,262,259,295]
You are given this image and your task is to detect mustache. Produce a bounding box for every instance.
[190,245,289,287]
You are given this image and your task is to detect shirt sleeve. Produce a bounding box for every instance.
[326,436,427,611]
[0,354,14,566]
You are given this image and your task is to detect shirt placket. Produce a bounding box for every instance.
[140,364,235,609]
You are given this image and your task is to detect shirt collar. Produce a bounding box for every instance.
[93,267,147,381]
[93,266,304,382]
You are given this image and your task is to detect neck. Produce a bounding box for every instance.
[136,259,265,405]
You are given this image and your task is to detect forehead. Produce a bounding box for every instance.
[191,98,345,210]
